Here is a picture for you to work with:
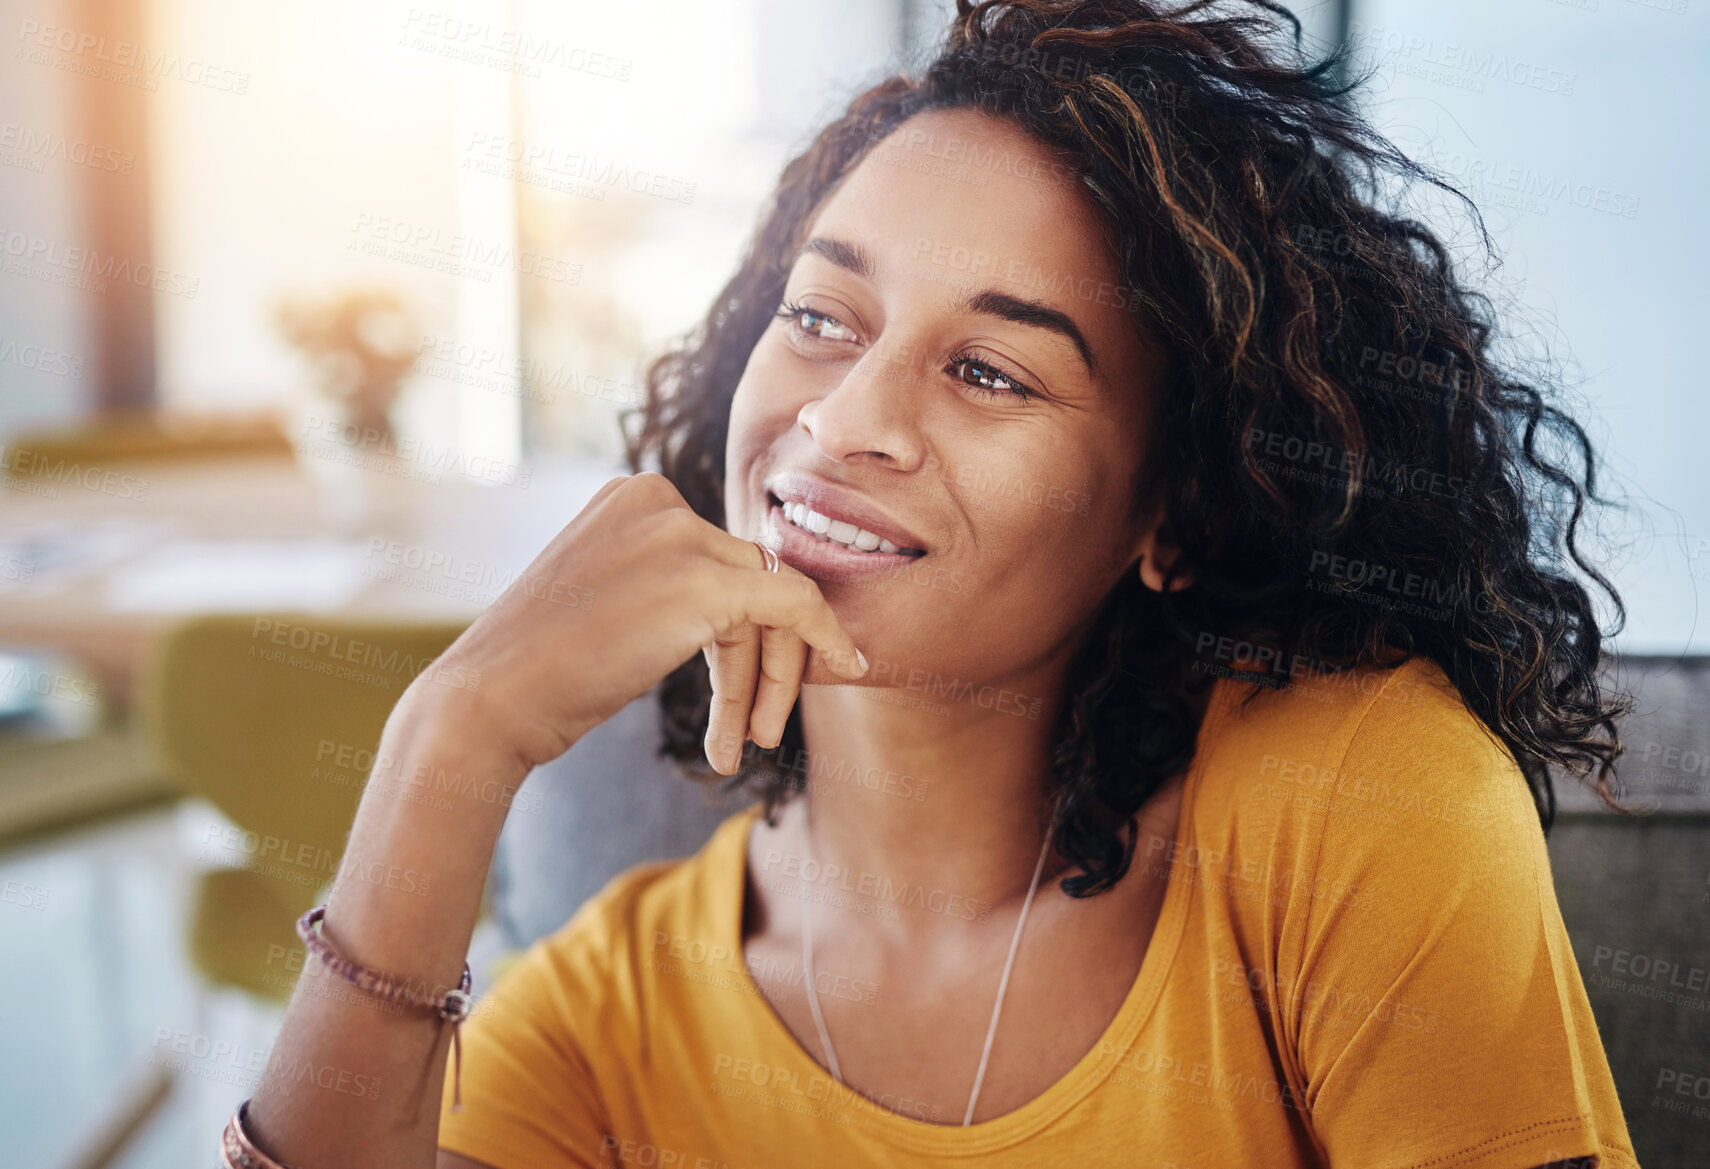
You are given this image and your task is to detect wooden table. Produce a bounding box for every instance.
[0,451,617,708]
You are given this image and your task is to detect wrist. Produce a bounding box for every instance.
[320,701,514,988]
[383,681,535,813]
[395,654,601,781]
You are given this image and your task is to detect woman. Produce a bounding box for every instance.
[231,2,1639,1166]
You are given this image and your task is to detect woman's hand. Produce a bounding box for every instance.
[408,471,868,780]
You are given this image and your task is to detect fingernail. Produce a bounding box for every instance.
[854,648,869,674]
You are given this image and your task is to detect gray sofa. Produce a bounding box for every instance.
[489,688,747,949]
[1548,656,1710,1169]
[492,658,1710,1168]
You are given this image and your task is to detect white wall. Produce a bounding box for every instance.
[0,0,98,439]
[1341,0,1708,654]
[145,0,518,462]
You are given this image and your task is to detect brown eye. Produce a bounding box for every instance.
[947,352,1035,402]
[775,301,859,344]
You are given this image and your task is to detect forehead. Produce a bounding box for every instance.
[804,106,1121,298]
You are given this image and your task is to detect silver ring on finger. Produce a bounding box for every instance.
[752,539,780,574]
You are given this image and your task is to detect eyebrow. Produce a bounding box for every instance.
[795,235,1100,378]
[798,236,876,282]
[954,289,1098,377]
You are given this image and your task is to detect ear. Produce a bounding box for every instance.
[1131,509,1193,594]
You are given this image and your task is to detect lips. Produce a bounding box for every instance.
[764,472,928,556]
[761,472,928,584]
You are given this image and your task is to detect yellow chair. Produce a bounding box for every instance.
[136,613,469,999]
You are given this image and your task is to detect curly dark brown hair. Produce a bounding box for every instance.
[621,0,1633,898]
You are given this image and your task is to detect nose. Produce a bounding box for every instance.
[796,342,928,472]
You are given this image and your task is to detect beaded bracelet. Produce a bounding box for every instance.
[220,1100,300,1169]
[216,906,476,1166]
[296,905,475,1110]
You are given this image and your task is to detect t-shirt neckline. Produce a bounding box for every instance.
[713,675,1234,1155]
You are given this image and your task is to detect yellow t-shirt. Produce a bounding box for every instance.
[439,656,1639,1168]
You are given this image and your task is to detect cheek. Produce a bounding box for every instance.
[983,513,1123,645]
[728,343,796,440]
[948,439,1101,541]
[722,360,798,520]
[949,448,1127,593]
[997,506,1094,594]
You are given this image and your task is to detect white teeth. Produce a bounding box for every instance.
[777,499,911,555]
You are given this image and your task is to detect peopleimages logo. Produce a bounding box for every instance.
[857,654,1044,720]
[0,338,85,378]
[760,848,993,923]
[348,213,581,285]
[413,330,643,407]
[1348,23,1578,97]
[1306,550,1497,616]
[312,738,543,815]
[248,617,482,693]
[1,879,49,911]
[1243,426,1468,503]
[0,659,99,707]
[0,228,199,298]
[1414,146,1641,220]
[15,19,251,93]
[0,121,133,173]
[300,414,532,488]
[911,235,1148,314]
[462,133,696,204]
[398,9,633,80]
[1355,345,1473,396]
[0,443,149,501]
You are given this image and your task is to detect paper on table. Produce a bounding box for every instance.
[103,538,370,613]
[0,517,183,596]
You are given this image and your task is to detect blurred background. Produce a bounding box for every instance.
[0,1,1706,1166]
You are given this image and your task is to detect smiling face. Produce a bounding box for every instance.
[723,106,1176,690]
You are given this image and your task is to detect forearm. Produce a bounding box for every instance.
[228,472,864,1165]
[244,690,530,1169]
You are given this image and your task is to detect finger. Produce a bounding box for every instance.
[572,475,641,530]
[709,562,869,680]
[536,475,640,561]
[586,474,630,509]
[703,625,761,775]
[616,470,690,512]
[695,526,788,571]
[748,627,806,750]
[664,520,868,678]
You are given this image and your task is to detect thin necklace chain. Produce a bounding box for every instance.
[796,811,1055,1127]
